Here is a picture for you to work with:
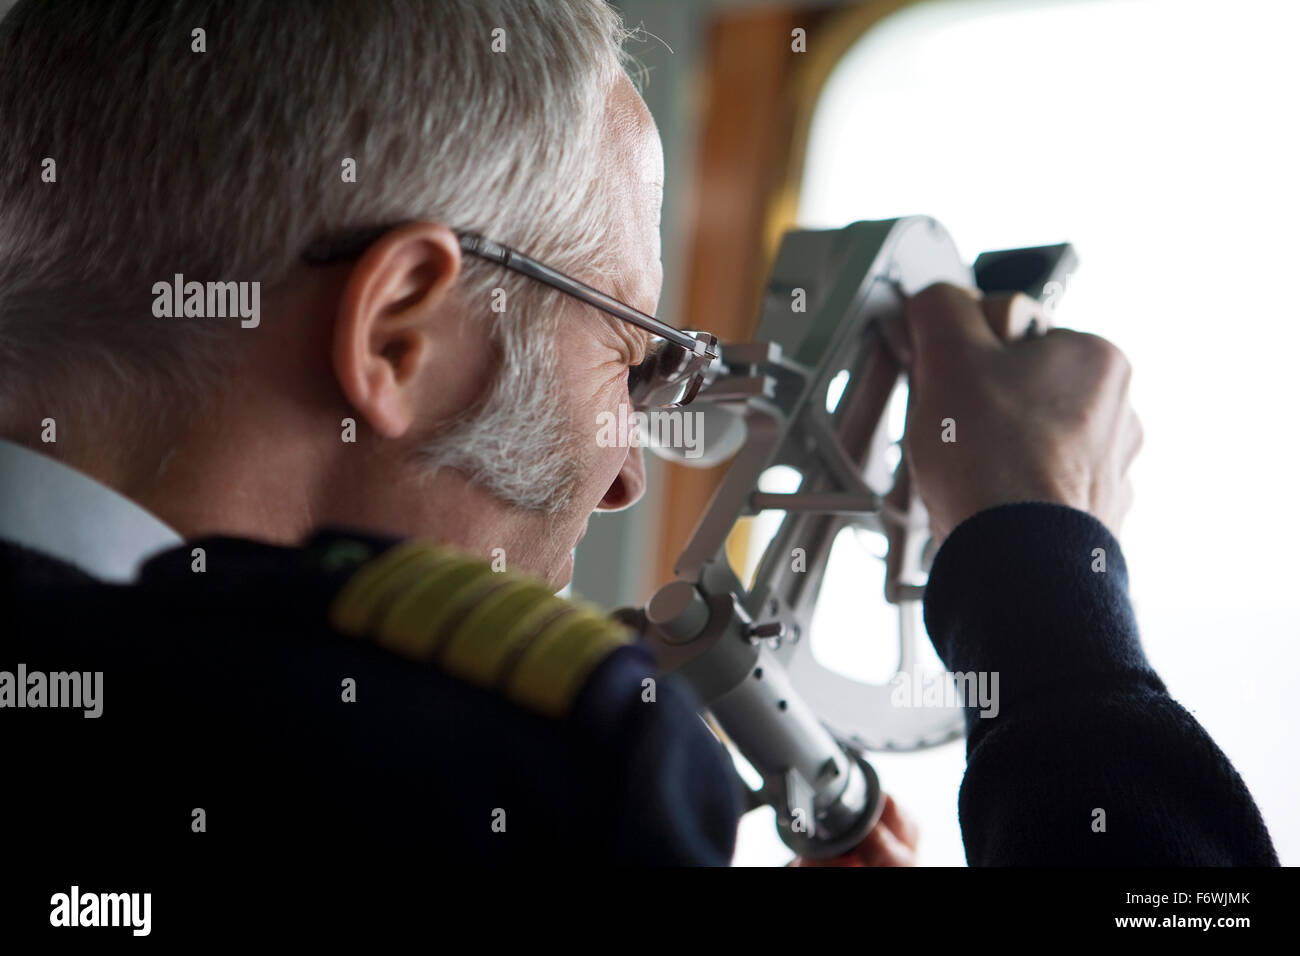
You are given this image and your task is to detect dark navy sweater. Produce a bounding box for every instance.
[0,503,1278,867]
[923,502,1278,866]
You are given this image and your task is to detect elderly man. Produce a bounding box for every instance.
[0,0,1276,872]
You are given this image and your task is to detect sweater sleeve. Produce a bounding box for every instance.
[922,502,1278,866]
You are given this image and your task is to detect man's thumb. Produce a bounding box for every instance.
[979,292,1050,342]
[904,282,1001,361]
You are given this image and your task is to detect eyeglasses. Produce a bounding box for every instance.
[302,226,719,409]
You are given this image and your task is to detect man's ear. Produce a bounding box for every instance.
[332,222,462,439]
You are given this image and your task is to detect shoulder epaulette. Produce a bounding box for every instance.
[328,540,631,718]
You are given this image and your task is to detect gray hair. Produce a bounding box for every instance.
[0,0,634,512]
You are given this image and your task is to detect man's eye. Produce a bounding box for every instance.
[628,346,663,397]
[628,361,652,390]
[637,340,666,367]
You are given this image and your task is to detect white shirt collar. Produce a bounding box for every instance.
[0,438,182,582]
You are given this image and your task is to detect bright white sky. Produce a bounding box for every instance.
[734,0,1300,866]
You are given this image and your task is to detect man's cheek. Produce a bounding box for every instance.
[598,438,630,490]
[592,421,633,497]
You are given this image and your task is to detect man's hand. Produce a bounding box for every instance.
[902,283,1142,543]
[792,794,919,866]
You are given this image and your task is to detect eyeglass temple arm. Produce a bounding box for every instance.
[458,232,712,357]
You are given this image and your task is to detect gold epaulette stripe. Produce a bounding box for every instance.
[329,542,458,635]
[504,608,629,718]
[437,578,559,688]
[328,540,632,718]
[375,558,500,659]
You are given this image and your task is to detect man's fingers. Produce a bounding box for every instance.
[980,292,1050,342]
[878,793,920,851]
[896,286,1047,372]
[792,793,920,867]
[794,822,915,867]
[905,282,1001,363]
[853,815,917,867]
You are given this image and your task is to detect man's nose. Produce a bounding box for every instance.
[597,446,646,511]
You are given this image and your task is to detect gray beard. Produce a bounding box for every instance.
[412,340,583,516]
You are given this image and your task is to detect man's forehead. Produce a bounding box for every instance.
[592,74,662,364]
[606,75,663,187]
